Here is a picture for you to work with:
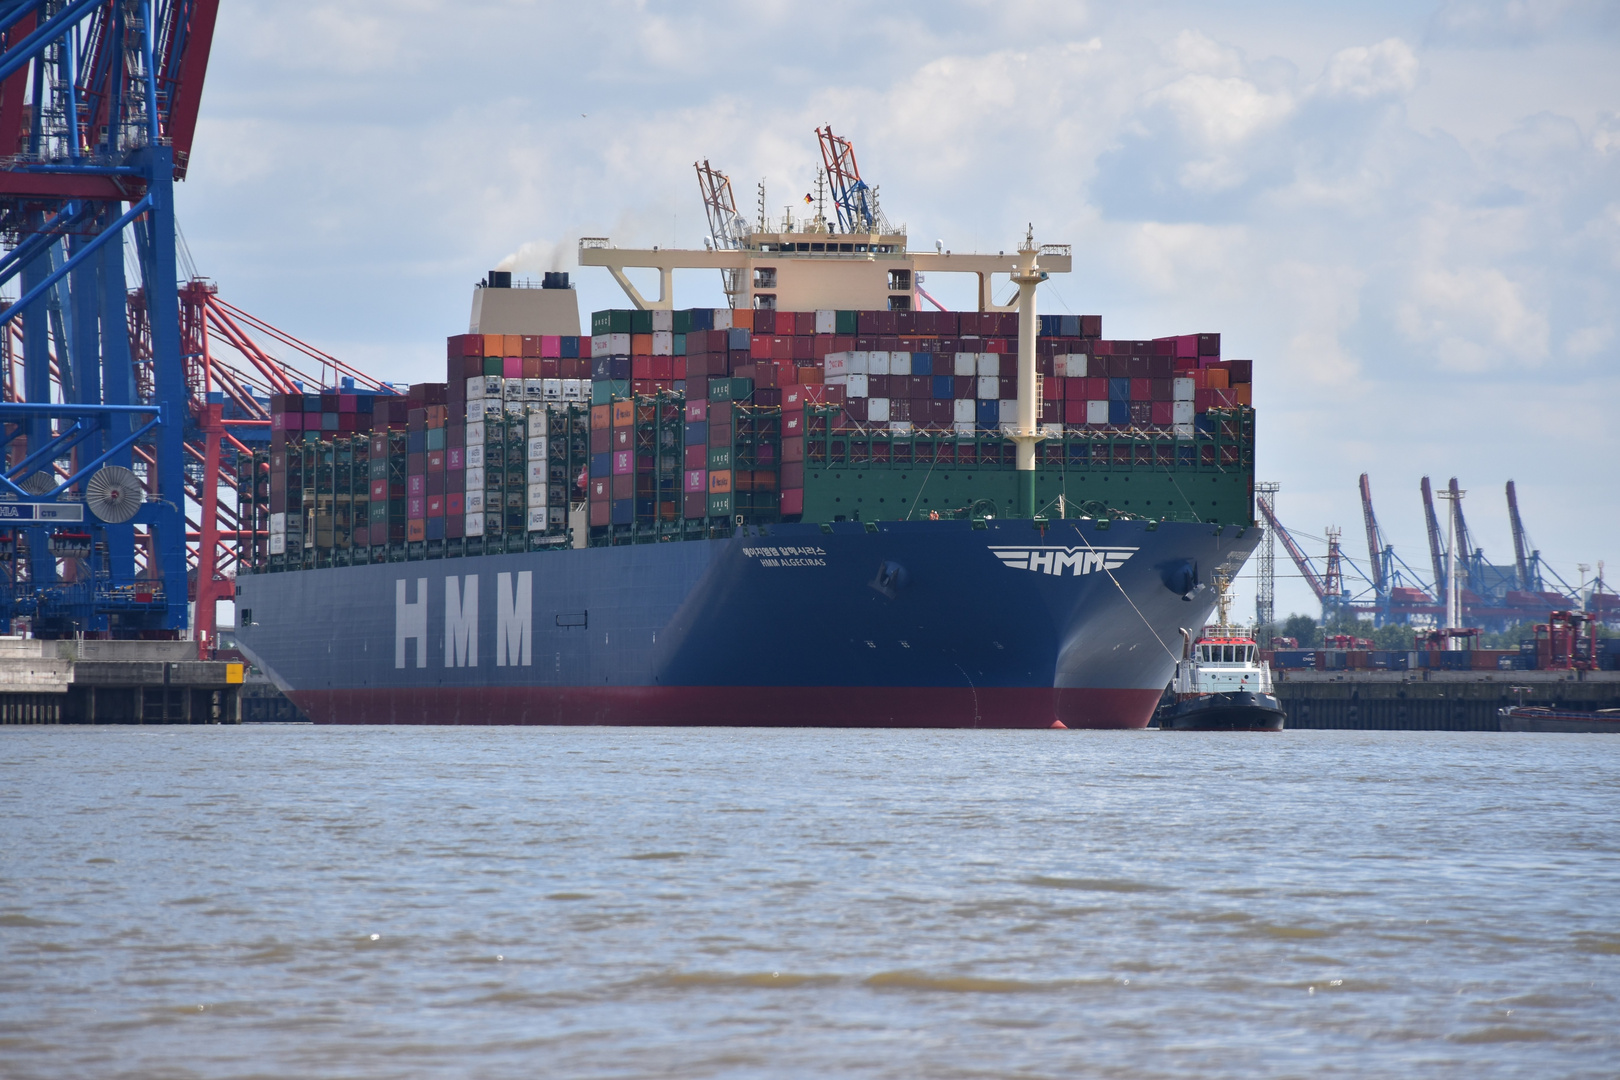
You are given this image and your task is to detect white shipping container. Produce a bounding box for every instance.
[867,351,890,375]
[503,379,523,400]
[1041,423,1064,438]
[846,373,869,398]
[466,489,485,513]
[888,421,914,434]
[466,444,484,469]
[527,482,547,507]
[527,436,547,461]
[823,352,850,378]
[548,506,566,526]
[527,507,548,532]
[815,310,836,334]
[998,400,1019,423]
[866,397,890,422]
[529,412,548,437]
[465,512,485,537]
[466,420,485,445]
[504,400,525,417]
[527,462,546,485]
[977,354,999,377]
[609,332,630,356]
[977,376,1000,400]
[466,375,486,401]
[1062,355,1088,378]
[484,401,505,421]
[652,330,673,356]
[542,378,563,401]
[1172,377,1195,401]
[847,351,869,375]
[269,532,286,555]
[712,308,733,331]
[481,375,504,398]
[591,334,610,358]
[562,378,585,401]
[466,466,485,491]
[524,378,544,399]
[890,352,911,376]
[1173,422,1195,440]
[953,398,976,422]
[954,421,977,435]
[1172,400,1195,424]
[651,309,672,332]
[465,399,484,424]
[953,352,977,376]
[1086,399,1110,425]
[825,374,848,387]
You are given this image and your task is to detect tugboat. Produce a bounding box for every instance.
[1156,577,1286,731]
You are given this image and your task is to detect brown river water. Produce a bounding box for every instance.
[1,726,1616,1078]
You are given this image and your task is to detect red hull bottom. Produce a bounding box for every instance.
[291,686,1159,729]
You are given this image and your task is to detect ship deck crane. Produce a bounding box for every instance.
[694,160,745,307]
[815,125,889,236]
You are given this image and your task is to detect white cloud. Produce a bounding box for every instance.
[1397,266,1550,371]
[1320,39,1419,100]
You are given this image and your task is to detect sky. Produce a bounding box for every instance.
[178,0,1620,621]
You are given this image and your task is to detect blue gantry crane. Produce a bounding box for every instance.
[0,0,218,636]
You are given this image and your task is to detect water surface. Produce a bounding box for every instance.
[1,727,1616,1078]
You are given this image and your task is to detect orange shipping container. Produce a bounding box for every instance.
[1233,384,1252,406]
[407,518,426,542]
[631,333,654,356]
[482,333,503,358]
[612,400,634,427]
[708,469,732,494]
[1204,368,1229,390]
[730,308,754,332]
[503,334,523,356]
[591,404,611,431]
[797,365,823,385]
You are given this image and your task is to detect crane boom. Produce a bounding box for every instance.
[693,160,744,305]
[815,124,887,234]
[1450,476,1475,592]
[1359,473,1385,592]
[1257,493,1328,601]
[1506,480,1531,590]
[1421,476,1446,595]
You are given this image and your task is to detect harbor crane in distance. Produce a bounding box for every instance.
[1506,479,1538,592]
[694,160,745,306]
[815,125,890,236]
[1421,476,1447,600]
[1359,473,1394,622]
[1257,492,1342,623]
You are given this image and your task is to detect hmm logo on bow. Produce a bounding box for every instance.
[989,546,1138,576]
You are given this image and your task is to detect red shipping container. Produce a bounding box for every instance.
[685,399,708,422]
[1229,359,1252,383]
[749,335,772,359]
[590,477,609,501]
[710,401,733,428]
[998,376,1015,399]
[781,436,804,462]
[1064,400,1087,424]
[1194,389,1215,411]
[823,385,846,405]
[1130,378,1151,400]
[781,461,804,488]
[845,399,867,422]
[1211,388,1236,408]
[770,336,792,360]
[684,444,706,469]
[790,335,813,360]
[540,359,560,378]
[683,492,708,519]
[521,357,540,378]
[812,337,833,360]
[448,333,480,358]
[889,398,911,421]
[613,474,633,500]
[447,492,465,515]
[782,410,804,436]
[801,385,829,404]
[1151,401,1174,425]
[426,494,444,518]
[1150,378,1172,401]
[445,516,464,540]
[590,501,610,526]
[997,354,1016,377]
[954,375,974,398]
[1043,377,1063,400]
[370,479,387,500]
[407,496,424,518]
[779,489,803,516]
[632,357,652,380]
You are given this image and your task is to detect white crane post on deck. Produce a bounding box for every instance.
[1010,227,1048,518]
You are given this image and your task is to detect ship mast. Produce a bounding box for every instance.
[1009,226,1048,518]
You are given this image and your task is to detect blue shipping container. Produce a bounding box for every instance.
[912,353,933,376]
[1108,400,1130,425]
[1108,378,1131,402]
[932,375,954,399]
[611,499,633,525]
[684,421,708,446]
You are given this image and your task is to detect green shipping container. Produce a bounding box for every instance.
[707,492,734,518]
[482,356,502,376]
[592,309,632,335]
[708,377,753,402]
[630,309,654,334]
[836,310,858,334]
[707,446,732,470]
[672,310,692,334]
[591,379,630,406]
[425,427,446,450]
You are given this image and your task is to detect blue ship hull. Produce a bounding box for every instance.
[232,518,1258,728]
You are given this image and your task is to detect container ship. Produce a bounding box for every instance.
[232,192,1261,727]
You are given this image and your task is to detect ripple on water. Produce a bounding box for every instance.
[1023,876,1175,894]
[865,971,1105,994]
[1449,1025,1561,1044]
[636,970,840,990]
